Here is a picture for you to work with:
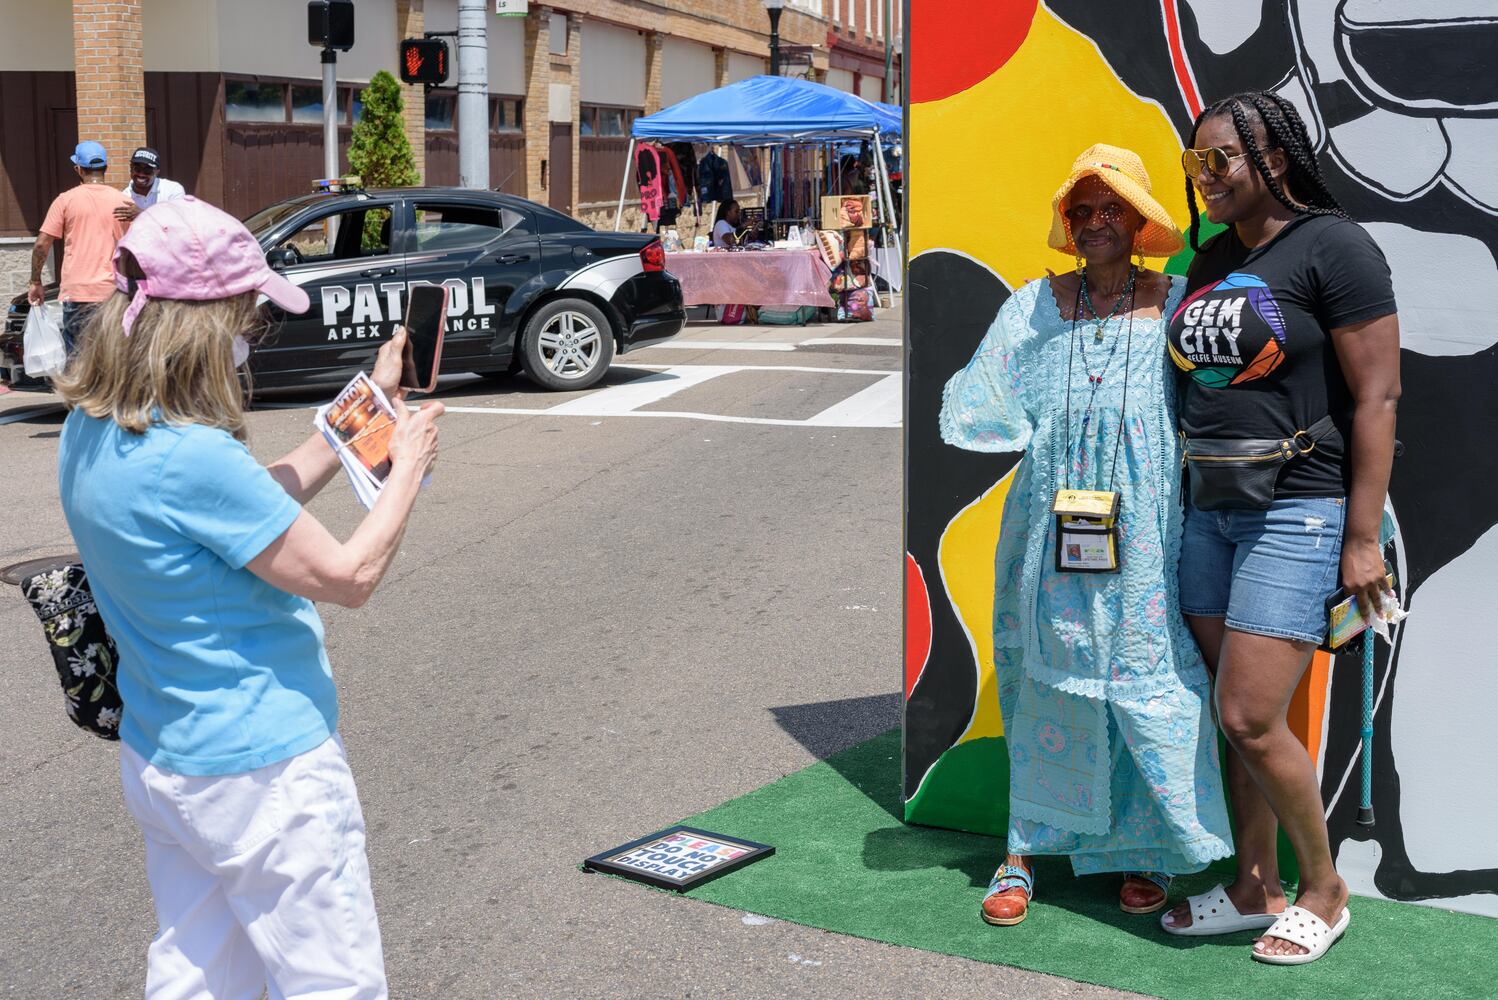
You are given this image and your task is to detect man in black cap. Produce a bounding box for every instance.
[118,147,185,221]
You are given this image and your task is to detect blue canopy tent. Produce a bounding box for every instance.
[615,75,903,295]
[627,74,900,144]
[611,76,898,299]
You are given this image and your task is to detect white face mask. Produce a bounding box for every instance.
[231,335,250,368]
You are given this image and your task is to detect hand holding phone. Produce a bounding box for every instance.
[400,284,449,393]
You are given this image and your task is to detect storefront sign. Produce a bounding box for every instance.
[495,0,528,15]
[584,826,774,891]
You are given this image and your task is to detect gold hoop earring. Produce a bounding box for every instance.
[1135,251,1146,269]
[1075,253,1085,274]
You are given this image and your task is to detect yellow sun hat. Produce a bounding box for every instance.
[1047,143,1184,258]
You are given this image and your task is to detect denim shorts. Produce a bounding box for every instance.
[1178,496,1346,644]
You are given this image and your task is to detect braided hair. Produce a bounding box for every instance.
[1183,91,1348,251]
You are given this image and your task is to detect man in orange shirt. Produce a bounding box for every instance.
[28,141,131,353]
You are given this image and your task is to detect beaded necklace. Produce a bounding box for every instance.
[1079,265,1137,343]
[1061,271,1137,493]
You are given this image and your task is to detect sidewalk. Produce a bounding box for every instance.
[657,296,904,353]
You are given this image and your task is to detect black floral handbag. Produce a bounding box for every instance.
[20,563,123,740]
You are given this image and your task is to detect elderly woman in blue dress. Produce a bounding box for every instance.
[940,145,1233,926]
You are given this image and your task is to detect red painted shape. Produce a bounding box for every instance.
[905,553,933,698]
[909,0,1040,104]
[1161,0,1203,119]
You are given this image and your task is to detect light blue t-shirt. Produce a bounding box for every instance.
[58,412,337,776]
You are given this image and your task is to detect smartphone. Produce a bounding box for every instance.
[400,284,449,393]
[1322,563,1395,651]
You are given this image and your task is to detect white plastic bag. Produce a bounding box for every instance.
[23,303,67,378]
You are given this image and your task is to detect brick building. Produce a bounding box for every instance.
[0,0,901,298]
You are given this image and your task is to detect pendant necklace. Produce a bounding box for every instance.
[1079,265,1137,343]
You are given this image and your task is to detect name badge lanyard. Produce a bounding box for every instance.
[1052,278,1135,573]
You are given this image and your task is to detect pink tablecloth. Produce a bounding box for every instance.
[665,249,834,308]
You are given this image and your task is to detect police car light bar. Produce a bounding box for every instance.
[313,175,364,193]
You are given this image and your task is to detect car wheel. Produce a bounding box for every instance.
[520,298,615,391]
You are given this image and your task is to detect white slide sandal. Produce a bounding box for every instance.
[1251,905,1351,965]
[1159,884,1281,937]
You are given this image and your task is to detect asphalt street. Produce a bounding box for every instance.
[0,306,1140,999]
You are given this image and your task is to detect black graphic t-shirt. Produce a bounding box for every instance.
[1170,215,1396,497]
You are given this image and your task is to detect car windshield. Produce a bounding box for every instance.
[243,201,309,241]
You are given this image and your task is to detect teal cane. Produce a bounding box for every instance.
[1357,510,1397,828]
[1357,627,1375,826]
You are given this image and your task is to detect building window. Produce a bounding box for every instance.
[865,0,873,36]
[492,97,523,133]
[426,93,456,131]
[228,78,362,125]
[549,12,568,55]
[290,85,328,124]
[580,104,638,139]
[225,81,287,122]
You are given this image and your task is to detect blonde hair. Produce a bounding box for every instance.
[52,291,260,441]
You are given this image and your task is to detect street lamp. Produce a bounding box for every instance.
[762,0,785,77]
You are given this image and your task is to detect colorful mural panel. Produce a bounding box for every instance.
[904,0,1498,918]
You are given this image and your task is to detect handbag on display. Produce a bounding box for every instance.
[843,228,869,261]
[836,288,875,322]
[19,562,123,740]
[829,259,872,293]
[816,230,845,270]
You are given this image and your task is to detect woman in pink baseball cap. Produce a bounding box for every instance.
[53,196,441,998]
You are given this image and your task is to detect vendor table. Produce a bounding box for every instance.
[665,248,835,309]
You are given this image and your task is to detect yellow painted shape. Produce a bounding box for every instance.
[937,467,1016,742]
[909,6,1191,288]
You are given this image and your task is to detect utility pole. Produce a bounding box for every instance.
[457,0,489,188]
[322,47,339,179]
[882,0,894,104]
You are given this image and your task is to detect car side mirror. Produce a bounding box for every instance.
[266,247,299,270]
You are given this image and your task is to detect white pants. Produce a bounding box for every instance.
[119,736,388,1000]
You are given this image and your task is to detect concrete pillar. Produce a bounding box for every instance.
[396,0,426,183]
[72,0,145,188]
[522,8,551,203]
[643,32,664,115]
[713,47,729,89]
[567,13,581,216]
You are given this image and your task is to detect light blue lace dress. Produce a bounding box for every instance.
[939,276,1232,875]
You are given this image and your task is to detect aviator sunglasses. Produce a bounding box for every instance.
[1181,146,1249,180]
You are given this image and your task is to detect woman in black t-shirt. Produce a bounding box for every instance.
[1158,92,1401,966]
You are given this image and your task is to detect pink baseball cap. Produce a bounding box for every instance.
[113,196,310,335]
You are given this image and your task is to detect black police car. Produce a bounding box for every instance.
[4,186,685,392]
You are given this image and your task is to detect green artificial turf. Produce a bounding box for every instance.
[670,728,1492,1000]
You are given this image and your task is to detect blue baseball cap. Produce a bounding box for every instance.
[70,141,108,168]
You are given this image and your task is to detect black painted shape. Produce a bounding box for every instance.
[1335,16,1498,116]
[903,251,1016,801]
[1045,0,1294,136]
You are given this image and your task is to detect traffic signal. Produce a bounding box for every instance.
[307,0,355,51]
[399,38,450,85]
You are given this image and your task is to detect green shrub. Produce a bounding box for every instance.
[348,70,418,248]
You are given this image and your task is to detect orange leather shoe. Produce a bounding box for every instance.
[1120,871,1172,914]
[981,864,1034,926]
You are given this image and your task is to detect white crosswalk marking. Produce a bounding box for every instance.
[440,364,902,428]
[547,365,737,415]
[803,373,902,427]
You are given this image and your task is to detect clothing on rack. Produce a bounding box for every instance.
[697,151,733,206]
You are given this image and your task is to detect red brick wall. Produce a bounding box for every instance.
[71,0,146,186]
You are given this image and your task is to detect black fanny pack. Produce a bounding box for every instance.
[1182,415,1338,511]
